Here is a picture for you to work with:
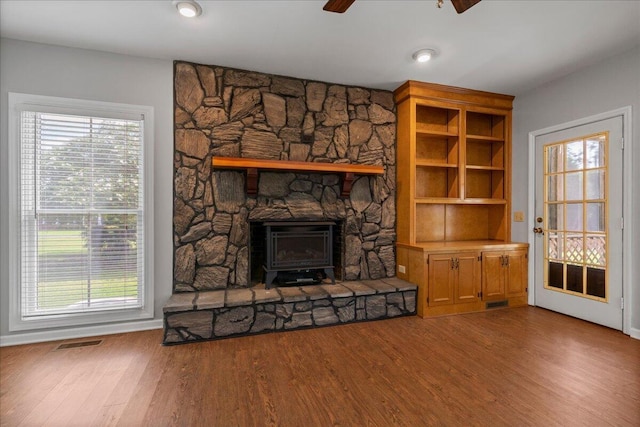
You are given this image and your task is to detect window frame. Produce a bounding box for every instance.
[8,93,154,331]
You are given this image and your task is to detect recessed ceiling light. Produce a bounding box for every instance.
[412,49,437,63]
[173,0,202,18]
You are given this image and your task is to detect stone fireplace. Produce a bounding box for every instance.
[164,62,416,344]
[173,61,397,292]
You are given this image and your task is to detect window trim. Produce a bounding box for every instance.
[8,93,154,331]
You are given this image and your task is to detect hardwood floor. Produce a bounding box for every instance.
[1,307,639,426]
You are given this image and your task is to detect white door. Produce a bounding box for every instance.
[534,116,623,330]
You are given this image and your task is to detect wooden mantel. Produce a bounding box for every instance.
[212,157,384,198]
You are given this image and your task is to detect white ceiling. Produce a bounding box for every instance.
[1,0,639,95]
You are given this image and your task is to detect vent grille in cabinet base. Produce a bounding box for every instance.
[486,300,508,309]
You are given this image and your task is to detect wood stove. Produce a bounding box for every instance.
[263,221,335,288]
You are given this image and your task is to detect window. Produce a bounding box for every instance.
[8,93,154,331]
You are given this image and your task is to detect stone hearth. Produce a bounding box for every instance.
[163,278,416,344]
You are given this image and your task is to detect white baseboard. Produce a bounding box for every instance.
[0,319,163,347]
[630,327,640,341]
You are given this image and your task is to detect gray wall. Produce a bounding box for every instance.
[0,38,174,340]
[512,46,640,335]
[2,36,638,340]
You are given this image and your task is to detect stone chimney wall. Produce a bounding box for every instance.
[173,61,396,292]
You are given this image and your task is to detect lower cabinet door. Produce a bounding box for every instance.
[482,251,506,301]
[455,252,480,304]
[428,254,455,306]
[506,249,528,298]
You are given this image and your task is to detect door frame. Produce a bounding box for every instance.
[527,106,633,335]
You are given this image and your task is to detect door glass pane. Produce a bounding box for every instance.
[585,234,606,267]
[565,172,583,200]
[547,175,563,201]
[565,234,583,263]
[566,204,583,232]
[547,204,564,230]
[586,170,605,200]
[547,231,563,259]
[548,261,563,288]
[586,203,604,232]
[586,267,605,298]
[566,264,584,293]
[586,137,605,168]
[548,145,564,173]
[565,140,584,171]
[543,133,608,301]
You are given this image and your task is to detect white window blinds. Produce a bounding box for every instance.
[19,110,145,318]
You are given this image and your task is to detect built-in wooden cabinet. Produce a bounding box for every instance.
[427,253,457,306]
[428,252,481,307]
[481,251,509,301]
[394,81,528,317]
[504,249,528,299]
[482,249,528,303]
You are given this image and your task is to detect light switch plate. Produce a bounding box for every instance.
[514,211,525,222]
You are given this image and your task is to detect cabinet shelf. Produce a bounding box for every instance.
[415,166,459,198]
[460,198,507,204]
[413,203,508,243]
[416,160,458,168]
[415,105,459,136]
[466,134,504,143]
[416,129,458,138]
[414,198,506,205]
[467,112,505,140]
[415,197,461,204]
[465,165,504,171]
[416,134,458,166]
[465,169,504,199]
[466,139,504,169]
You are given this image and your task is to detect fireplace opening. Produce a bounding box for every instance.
[249,220,343,288]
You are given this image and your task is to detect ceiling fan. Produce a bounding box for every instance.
[323,0,481,14]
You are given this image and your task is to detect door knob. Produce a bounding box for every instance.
[533,227,544,234]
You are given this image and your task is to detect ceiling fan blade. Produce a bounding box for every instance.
[451,0,481,14]
[323,0,356,13]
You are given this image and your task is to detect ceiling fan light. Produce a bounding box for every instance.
[413,49,437,63]
[174,1,202,18]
